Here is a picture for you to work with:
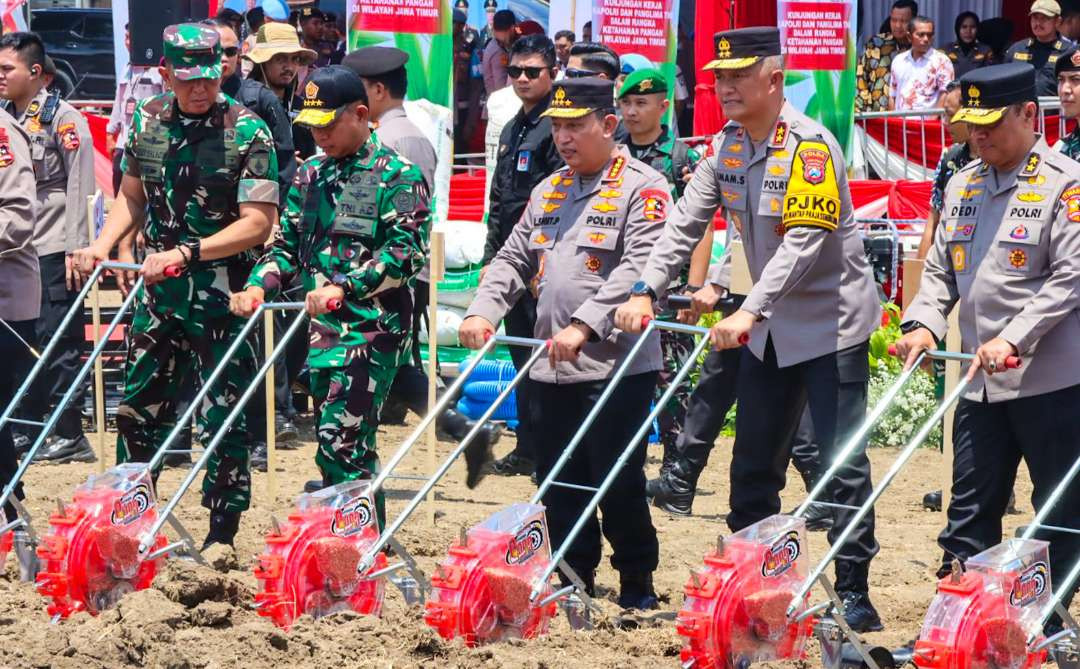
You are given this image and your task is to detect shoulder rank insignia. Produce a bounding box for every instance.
[1019,152,1041,178]
[770,121,788,148]
[592,201,618,213]
[605,156,626,181]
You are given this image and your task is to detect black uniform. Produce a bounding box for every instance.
[1005,34,1076,96]
[944,40,994,78]
[483,90,562,467]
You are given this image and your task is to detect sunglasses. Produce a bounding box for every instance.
[223,46,239,57]
[565,67,599,78]
[508,65,549,80]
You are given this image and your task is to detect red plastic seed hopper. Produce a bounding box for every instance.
[35,464,167,619]
[914,539,1050,669]
[424,503,557,646]
[254,480,386,630]
[677,515,816,669]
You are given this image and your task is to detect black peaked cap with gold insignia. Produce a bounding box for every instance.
[541,77,616,119]
[704,27,781,70]
[953,63,1037,125]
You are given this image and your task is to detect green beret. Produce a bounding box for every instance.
[617,68,668,98]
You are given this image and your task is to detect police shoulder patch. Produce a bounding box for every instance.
[782,140,840,232]
[1061,185,1080,223]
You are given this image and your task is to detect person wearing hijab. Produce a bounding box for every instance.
[944,11,995,77]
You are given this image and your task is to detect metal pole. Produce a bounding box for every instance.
[367,336,499,495]
[788,372,974,617]
[264,309,277,501]
[427,230,445,525]
[1021,454,1080,543]
[529,321,711,601]
[138,307,309,555]
[357,337,548,573]
[87,194,107,472]
[1035,556,1080,643]
[532,319,659,502]
[0,272,145,512]
[795,352,925,517]
[0,263,108,431]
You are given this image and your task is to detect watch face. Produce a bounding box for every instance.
[632,280,649,295]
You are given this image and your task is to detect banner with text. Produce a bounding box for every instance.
[347,0,454,224]
[777,0,857,157]
[592,0,679,123]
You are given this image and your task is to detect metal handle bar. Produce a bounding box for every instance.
[368,335,501,495]
[357,335,549,574]
[529,319,713,602]
[145,300,312,472]
[787,373,976,617]
[0,270,147,512]
[138,305,312,555]
[886,345,1021,369]
[532,319,667,502]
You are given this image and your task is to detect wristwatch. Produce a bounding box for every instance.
[329,272,349,293]
[630,280,657,301]
[180,238,201,264]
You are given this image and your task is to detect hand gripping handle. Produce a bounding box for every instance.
[887,345,1021,369]
[326,298,343,311]
[163,265,183,278]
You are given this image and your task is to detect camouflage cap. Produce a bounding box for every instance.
[162,23,223,81]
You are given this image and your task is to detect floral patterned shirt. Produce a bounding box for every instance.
[890,49,955,111]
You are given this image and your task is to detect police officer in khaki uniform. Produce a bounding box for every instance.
[896,63,1080,633]
[460,77,667,609]
[0,107,40,542]
[615,28,885,631]
[0,33,95,463]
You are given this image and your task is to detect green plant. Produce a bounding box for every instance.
[869,301,903,375]
[867,364,943,449]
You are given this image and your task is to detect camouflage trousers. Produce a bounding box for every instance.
[310,336,406,528]
[116,284,256,514]
[655,328,696,450]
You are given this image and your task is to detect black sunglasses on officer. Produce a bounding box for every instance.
[508,64,552,80]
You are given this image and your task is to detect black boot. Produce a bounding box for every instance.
[250,442,268,473]
[202,511,241,550]
[645,441,679,499]
[617,571,658,610]
[437,407,503,488]
[648,452,705,516]
[835,561,883,633]
[795,470,833,531]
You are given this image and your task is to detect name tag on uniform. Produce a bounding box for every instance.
[516,150,531,172]
[332,216,374,237]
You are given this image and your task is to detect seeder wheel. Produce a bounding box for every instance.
[915,571,1046,669]
[423,529,557,646]
[677,539,815,669]
[254,503,386,630]
[35,483,166,619]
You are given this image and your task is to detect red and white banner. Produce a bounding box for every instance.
[348,0,443,34]
[593,0,675,62]
[778,1,852,71]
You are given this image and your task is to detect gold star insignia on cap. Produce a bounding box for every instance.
[968,85,981,106]
[552,87,571,107]
[717,37,732,58]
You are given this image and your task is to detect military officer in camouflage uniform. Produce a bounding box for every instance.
[460,77,667,610]
[233,66,429,526]
[0,32,95,463]
[71,24,279,549]
[615,28,885,631]
[896,64,1080,633]
[614,67,708,489]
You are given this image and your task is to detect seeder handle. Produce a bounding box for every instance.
[327,298,342,311]
[163,265,183,278]
[886,345,1021,369]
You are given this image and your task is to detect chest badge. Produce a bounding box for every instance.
[1010,224,1029,240]
[722,157,744,169]
[541,202,561,213]
[767,164,786,176]
[584,254,602,273]
[1017,191,1043,203]
[598,189,622,199]
[542,191,566,200]
[588,232,607,244]
[592,201,618,213]
[1009,248,1028,269]
[726,142,743,154]
[952,245,967,272]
